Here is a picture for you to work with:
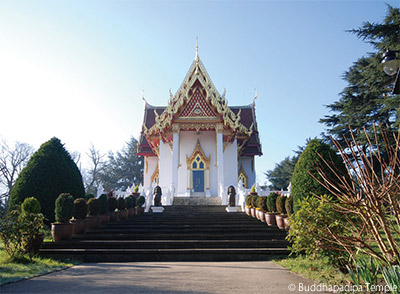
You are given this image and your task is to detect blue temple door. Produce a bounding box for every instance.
[193,170,204,192]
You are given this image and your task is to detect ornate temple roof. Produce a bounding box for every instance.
[137,51,262,157]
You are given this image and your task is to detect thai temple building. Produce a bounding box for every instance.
[137,47,262,199]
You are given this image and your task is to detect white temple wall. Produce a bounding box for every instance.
[177,130,218,196]
[239,156,256,187]
[143,156,159,188]
[223,138,238,187]
[159,140,172,189]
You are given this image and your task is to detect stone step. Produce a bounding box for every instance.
[40,206,289,262]
[42,239,289,249]
[39,247,289,262]
[172,198,222,206]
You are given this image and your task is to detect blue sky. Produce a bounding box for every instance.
[0,0,397,186]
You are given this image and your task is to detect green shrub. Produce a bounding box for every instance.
[126,196,134,209]
[267,192,278,212]
[257,196,268,212]
[84,194,95,201]
[54,193,74,223]
[250,195,259,208]
[21,197,41,214]
[98,194,108,215]
[73,198,87,220]
[285,195,294,216]
[291,139,345,214]
[0,210,24,257]
[136,196,145,207]
[9,137,85,223]
[133,185,139,193]
[245,195,252,207]
[87,198,99,216]
[117,197,126,211]
[276,195,287,215]
[287,195,349,269]
[108,197,118,212]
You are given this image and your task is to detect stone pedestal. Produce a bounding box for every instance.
[226,206,240,213]
[151,206,165,213]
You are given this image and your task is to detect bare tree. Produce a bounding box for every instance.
[84,144,105,194]
[313,125,400,265]
[0,140,34,212]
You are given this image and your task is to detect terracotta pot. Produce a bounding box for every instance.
[118,210,127,220]
[265,213,277,227]
[110,211,118,222]
[86,216,99,230]
[245,207,251,216]
[23,233,44,254]
[51,223,75,241]
[70,219,87,234]
[99,214,110,226]
[258,210,266,222]
[136,207,145,215]
[251,208,256,218]
[276,214,287,229]
[128,207,136,218]
[284,216,290,229]
[256,209,262,220]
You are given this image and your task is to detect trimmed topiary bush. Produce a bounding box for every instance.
[85,194,95,201]
[21,197,41,214]
[54,193,74,223]
[245,195,252,207]
[87,198,99,216]
[108,197,118,212]
[73,198,87,220]
[117,197,126,211]
[136,196,145,207]
[267,192,279,213]
[98,194,108,215]
[126,196,134,209]
[276,195,287,215]
[9,137,85,223]
[285,195,294,216]
[257,196,268,212]
[291,139,345,214]
[250,195,259,208]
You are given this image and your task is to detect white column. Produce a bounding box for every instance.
[216,124,224,197]
[171,126,180,198]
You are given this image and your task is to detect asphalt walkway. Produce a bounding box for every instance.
[1,261,327,294]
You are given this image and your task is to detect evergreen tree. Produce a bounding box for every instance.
[321,5,400,148]
[291,139,345,213]
[99,137,143,191]
[265,156,298,190]
[9,137,85,223]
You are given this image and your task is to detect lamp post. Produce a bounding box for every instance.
[379,49,400,94]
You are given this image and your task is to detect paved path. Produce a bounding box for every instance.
[1,261,326,294]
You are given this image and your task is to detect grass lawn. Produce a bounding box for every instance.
[274,254,351,286]
[0,240,78,286]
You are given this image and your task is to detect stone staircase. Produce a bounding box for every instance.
[40,205,289,262]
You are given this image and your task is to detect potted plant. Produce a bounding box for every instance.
[265,192,278,226]
[20,197,45,256]
[108,197,118,222]
[98,194,110,225]
[244,195,252,216]
[257,196,267,222]
[126,195,136,218]
[284,195,294,229]
[117,197,127,220]
[136,195,145,214]
[52,193,75,241]
[250,194,259,218]
[71,198,87,234]
[275,195,287,229]
[86,198,100,230]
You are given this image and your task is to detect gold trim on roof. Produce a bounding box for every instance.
[144,58,253,137]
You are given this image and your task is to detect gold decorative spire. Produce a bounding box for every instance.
[195,37,199,62]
